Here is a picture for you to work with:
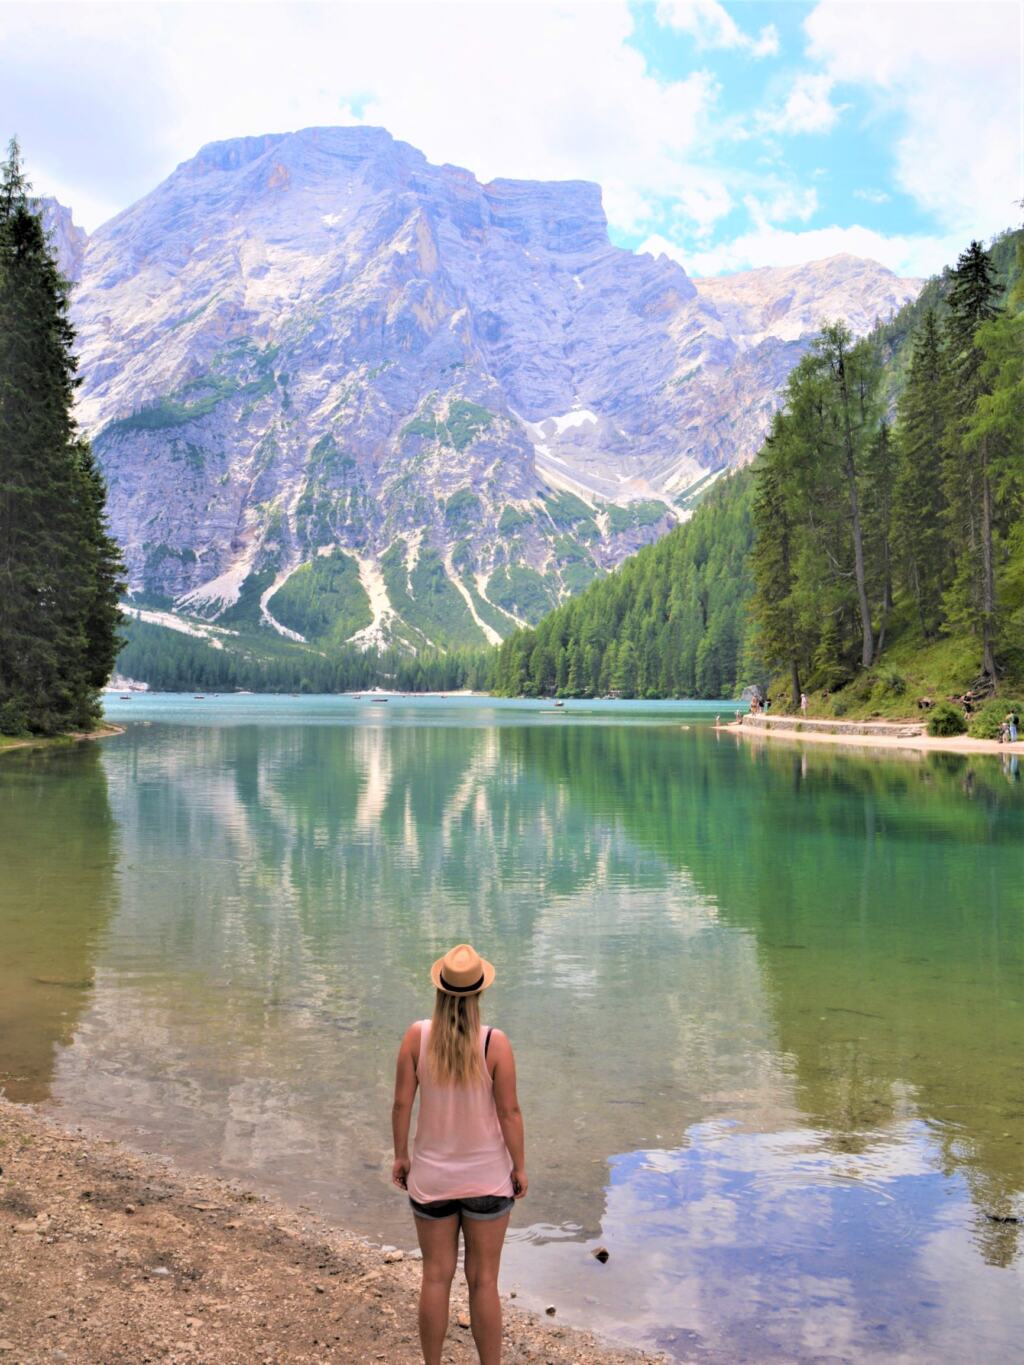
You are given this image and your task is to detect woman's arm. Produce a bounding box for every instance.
[391,1023,420,1189]
[490,1030,528,1199]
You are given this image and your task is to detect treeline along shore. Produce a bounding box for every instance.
[493,229,1024,721]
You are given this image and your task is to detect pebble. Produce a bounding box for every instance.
[150,1266,171,1277]
[383,1249,404,1263]
[546,1305,557,1316]
[592,1246,610,1263]
[125,1204,136,1214]
[456,1313,471,1329]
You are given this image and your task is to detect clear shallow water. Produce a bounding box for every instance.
[2,694,1023,1361]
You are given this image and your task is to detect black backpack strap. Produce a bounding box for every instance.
[484,1026,494,1059]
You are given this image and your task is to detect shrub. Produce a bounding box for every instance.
[874,668,907,698]
[927,702,967,737]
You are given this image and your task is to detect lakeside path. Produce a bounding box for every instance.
[0,723,124,757]
[725,713,1017,757]
[0,1100,663,1365]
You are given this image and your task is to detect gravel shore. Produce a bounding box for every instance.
[0,1099,663,1364]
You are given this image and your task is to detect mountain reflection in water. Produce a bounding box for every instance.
[1,697,1021,1362]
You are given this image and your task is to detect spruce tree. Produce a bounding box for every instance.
[943,240,1001,680]
[751,441,802,706]
[0,139,123,734]
[892,309,949,637]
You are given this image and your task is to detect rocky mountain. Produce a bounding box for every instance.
[40,197,88,283]
[696,255,923,348]
[56,126,921,650]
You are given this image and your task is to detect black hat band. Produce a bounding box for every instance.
[440,972,484,994]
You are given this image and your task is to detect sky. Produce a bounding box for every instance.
[1,0,1021,278]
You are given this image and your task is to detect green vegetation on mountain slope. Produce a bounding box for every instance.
[266,550,372,646]
[0,142,124,736]
[495,228,1024,709]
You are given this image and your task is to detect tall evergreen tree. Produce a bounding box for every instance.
[0,138,124,734]
[818,323,882,668]
[863,419,896,654]
[750,428,803,706]
[943,240,1001,680]
[892,309,949,637]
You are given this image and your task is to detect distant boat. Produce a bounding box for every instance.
[118,693,131,701]
[554,699,565,707]
[371,697,389,704]
[194,694,206,700]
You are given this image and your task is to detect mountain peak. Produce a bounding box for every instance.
[38,197,88,282]
[697,254,922,347]
[65,125,924,650]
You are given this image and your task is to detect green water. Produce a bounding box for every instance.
[2,695,1023,1362]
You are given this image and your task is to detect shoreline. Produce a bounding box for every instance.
[726,714,1019,756]
[0,722,124,757]
[0,1098,662,1364]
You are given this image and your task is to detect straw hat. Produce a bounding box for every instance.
[431,943,495,995]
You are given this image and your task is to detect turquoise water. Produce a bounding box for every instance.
[2,694,1022,1361]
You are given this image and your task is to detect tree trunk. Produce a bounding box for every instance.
[844,457,874,668]
[980,446,997,680]
[790,659,801,712]
[836,355,875,669]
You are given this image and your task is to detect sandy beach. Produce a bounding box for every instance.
[726,715,1019,756]
[0,1099,662,1365]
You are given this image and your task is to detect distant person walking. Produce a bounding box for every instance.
[1008,709,1020,743]
[392,945,526,1365]
[800,692,808,716]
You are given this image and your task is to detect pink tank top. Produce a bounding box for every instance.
[407,1019,514,1203]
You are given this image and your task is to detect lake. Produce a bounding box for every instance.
[2,694,1023,1362]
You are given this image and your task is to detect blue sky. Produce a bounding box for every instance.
[1,1,1020,277]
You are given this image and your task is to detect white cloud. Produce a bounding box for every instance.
[803,0,1022,238]
[1,1,722,235]
[673,221,960,278]
[656,0,779,58]
[761,72,843,134]
[854,188,891,205]
[745,186,819,225]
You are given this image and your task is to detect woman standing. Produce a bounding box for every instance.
[392,944,527,1365]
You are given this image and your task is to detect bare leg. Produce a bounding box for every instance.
[413,1212,459,1365]
[462,1212,510,1365]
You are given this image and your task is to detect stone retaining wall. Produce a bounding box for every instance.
[740,714,924,739]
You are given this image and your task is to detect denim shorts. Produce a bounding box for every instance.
[409,1193,514,1222]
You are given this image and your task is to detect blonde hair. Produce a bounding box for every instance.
[428,989,487,1087]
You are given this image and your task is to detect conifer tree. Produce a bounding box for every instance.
[892,309,949,637]
[943,240,1001,680]
[750,440,803,706]
[0,139,124,734]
